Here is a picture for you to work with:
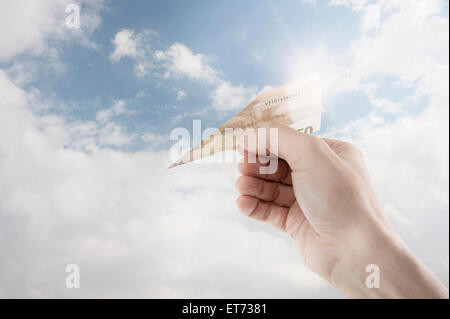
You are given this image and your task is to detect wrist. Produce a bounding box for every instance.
[330,217,449,298]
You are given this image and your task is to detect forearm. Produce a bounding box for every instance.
[330,219,449,299]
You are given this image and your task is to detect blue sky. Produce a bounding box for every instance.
[3,0,385,150]
[4,0,442,152]
[0,0,448,298]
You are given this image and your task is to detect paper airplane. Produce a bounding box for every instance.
[168,81,325,169]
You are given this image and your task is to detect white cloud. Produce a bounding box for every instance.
[1,0,447,298]
[301,0,318,5]
[176,90,186,100]
[0,69,333,298]
[156,43,217,82]
[0,0,104,61]
[0,0,332,298]
[361,4,381,32]
[211,81,257,111]
[351,0,449,87]
[383,202,416,236]
[98,122,135,147]
[156,44,258,110]
[109,29,258,111]
[109,31,220,83]
[109,29,157,77]
[329,0,367,11]
[369,96,402,113]
[109,29,142,62]
[287,46,357,98]
[140,132,169,146]
[290,0,448,98]
[96,100,132,124]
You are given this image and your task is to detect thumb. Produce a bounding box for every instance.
[237,121,325,171]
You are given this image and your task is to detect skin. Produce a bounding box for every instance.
[235,121,449,298]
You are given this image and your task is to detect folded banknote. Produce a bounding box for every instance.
[168,81,325,168]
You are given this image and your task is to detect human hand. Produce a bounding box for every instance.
[235,122,448,298]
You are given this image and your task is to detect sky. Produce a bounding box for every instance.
[0,0,448,298]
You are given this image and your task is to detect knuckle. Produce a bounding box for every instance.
[344,142,363,156]
[248,200,259,218]
[235,175,245,191]
[257,178,265,197]
[310,135,329,151]
[271,183,280,202]
[262,202,272,221]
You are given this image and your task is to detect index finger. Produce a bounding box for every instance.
[238,152,292,185]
